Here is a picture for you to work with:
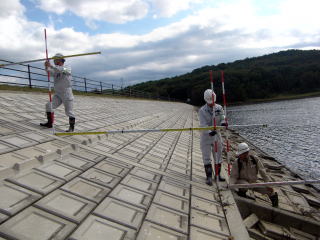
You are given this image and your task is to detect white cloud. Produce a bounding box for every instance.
[35,0,206,24]
[0,0,320,87]
[150,0,204,18]
[36,0,149,24]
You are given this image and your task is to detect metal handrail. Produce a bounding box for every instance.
[0,58,172,100]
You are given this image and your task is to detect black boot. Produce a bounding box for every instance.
[40,112,53,128]
[66,117,75,132]
[237,190,255,200]
[269,192,279,207]
[215,164,225,181]
[237,190,247,198]
[204,164,213,186]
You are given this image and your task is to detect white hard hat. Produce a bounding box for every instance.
[53,53,65,61]
[204,89,216,104]
[236,142,250,156]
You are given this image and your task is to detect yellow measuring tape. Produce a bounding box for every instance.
[55,124,267,136]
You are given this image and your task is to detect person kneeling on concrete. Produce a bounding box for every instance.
[40,53,75,132]
[230,142,279,207]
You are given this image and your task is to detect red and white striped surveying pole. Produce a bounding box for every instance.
[221,70,231,175]
[44,29,55,134]
[209,70,219,182]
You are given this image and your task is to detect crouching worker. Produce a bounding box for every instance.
[199,89,227,186]
[230,142,279,207]
[40,53,75,132]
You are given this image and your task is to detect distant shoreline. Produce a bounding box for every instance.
[227,91,320,106]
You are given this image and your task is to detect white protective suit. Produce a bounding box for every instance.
[45,65,75,118]
[199,103,225,165]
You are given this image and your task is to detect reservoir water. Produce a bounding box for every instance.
[228,96,320,183]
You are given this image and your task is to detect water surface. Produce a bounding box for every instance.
[228,97,320,182]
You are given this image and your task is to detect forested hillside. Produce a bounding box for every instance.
[129,50,320,105]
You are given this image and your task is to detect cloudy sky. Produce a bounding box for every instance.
[1,0,320,87]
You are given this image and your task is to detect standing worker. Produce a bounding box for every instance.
[199,89,227,186]
[40,53,75,132]
[230,142,279,207]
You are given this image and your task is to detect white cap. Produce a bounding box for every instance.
[204,89,216,104]
[236,142,250,156]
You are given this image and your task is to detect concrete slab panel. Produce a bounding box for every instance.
[153,191,189,214]
[61,177,111,203]
[190,209,229,236]
[80,168,121,188]
[21,132,51,143]
[118,149,140,158]
[100,140,120,149]
[167,164,189,175]
[148,151,166,159]
[143,154,164,163]
[104,157,134,169]
[68,215,136,240]
[121,174,157,194]
[113,152,139,162]
[139,159,163,170]
[192,174,208,184]
[0,181,41,216]
[146,204,188,234]
[14,146,45,159]
[130,167,161,183]
[0,152,26,169]
[94,160,130,177]
[110,184,152,209]
[125,145,145,153]
[91,143,112,153]
[34,190,96,224]
[0,135,36,148]
[6,170,64,195]
[0,126,15,136]
[136,221,187,240]
[192,186,219,202]
[73,150,105,162]
[190,226,229,240]
[3,114,24,122]
[35,141,66,154]
[0,141,17,154]
[56,154,95,171]
[0,213,8,224]
[0,207,76,240]
[93,197,145,230]
[36,161,81,181]
[158,178,190,199]
[191,196,224,216]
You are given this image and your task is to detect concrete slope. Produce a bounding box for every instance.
[0,92,241,240]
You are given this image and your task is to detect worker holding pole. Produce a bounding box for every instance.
[199,88,227,186]
[230,142,279,207]
[40,53,76,132]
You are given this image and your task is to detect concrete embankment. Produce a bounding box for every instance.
[0,91,319,239]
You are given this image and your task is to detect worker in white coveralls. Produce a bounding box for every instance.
[199,89,227,186]
[230,142,279,207]
[40,53,75,132]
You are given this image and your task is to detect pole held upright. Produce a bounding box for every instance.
[44,28,55,134]
[221,70,231,176]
